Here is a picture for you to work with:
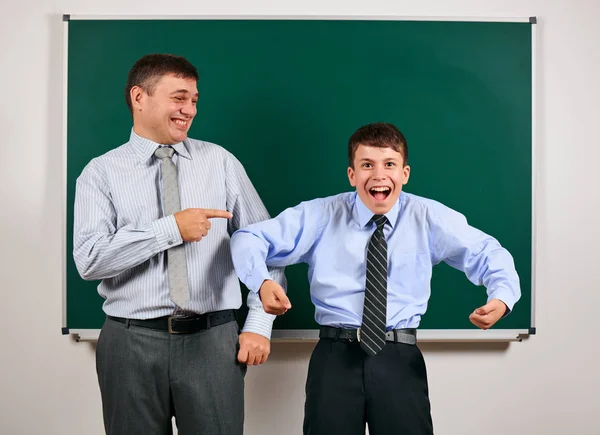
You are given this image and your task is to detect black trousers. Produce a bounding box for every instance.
[303,338,433,435]
[96,317,246,435]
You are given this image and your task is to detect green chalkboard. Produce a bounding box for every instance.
[65,18,533,336]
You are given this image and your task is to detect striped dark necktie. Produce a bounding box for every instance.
[360,214,388,356]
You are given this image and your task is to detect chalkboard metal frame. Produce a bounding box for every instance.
[62,14,537,342]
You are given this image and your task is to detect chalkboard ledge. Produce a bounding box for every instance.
[68,328,531,343]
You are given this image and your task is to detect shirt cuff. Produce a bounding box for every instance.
[242,309,276,340]
[246,266,273,293]
[488,287,518,318]
[152,215,183,251]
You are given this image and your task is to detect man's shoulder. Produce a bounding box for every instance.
[80,142,132,175]
[185,137,231,159]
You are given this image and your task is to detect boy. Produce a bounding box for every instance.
[230,122,520,435]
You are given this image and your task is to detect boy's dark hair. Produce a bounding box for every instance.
[347,122,408,168]
[125,53,199,114]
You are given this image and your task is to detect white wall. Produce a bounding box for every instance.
[1,1,599,434]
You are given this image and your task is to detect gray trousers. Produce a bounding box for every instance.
[96,317,246,435]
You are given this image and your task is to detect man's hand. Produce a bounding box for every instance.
[259,280,291,315]
[469,298,508,330]
[237,332,270,365]
[174,208,232,242]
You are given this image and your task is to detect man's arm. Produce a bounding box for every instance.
[73,161,183,281]
[73,161,229,282]
[224,153,286,339]
[427,201,521,328]
[225,152,297,365]
[226,152,322,362]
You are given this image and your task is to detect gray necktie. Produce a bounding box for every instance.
[155,146,190,308]
[360,214,388,356]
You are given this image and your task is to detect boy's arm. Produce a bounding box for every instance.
[230,199,324,301]
[428,201,521,328]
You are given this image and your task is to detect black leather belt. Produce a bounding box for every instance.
[319,326,417,345]
[108,310,235,334]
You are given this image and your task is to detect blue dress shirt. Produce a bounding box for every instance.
[230,191,521,329]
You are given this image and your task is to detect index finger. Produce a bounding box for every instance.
[201,208,233,219]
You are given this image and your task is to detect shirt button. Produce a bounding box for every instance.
[168,240,173,245]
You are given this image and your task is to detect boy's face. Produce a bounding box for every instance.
[132,74,198,145]
[347,144,410,214]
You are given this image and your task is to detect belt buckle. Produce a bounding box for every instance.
[356,327,361,342]
[167,316,183,334]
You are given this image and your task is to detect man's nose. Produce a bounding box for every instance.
[181,101,196,117]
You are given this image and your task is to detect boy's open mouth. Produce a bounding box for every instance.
[369,186,391,201]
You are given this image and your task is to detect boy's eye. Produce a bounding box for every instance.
[386,162,396,167]
[362,163,372,168]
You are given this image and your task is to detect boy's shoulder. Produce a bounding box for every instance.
[296,191,456,216]
[297,191,356,212]
[402,191,453,213]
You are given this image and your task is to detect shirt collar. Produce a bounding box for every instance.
[353,191,400,229]
[129,128,192,163]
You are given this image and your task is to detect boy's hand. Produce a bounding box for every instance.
[259,280,291,315]
[469,299,507,329]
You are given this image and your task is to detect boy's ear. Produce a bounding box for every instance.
[402,165,411,185]
[347,166,356,187]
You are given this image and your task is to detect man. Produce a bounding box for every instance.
[73,53,284,435]
[230,122,521,435]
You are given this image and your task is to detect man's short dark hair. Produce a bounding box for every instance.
[347,122,408,168]
[125,53,199,114]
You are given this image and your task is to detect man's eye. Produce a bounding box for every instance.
[386,162,396,167]
[174,97,184,101]
[192,100,198,105]
[362,163,372,168]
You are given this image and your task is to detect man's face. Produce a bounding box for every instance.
[131,74,198,144]
[347,144,410,214]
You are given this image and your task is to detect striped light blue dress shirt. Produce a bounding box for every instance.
[230,191,521,329]
[73,129,284,338]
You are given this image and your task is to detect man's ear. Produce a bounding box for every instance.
[130,86,144,111]
[347,166,356,187]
